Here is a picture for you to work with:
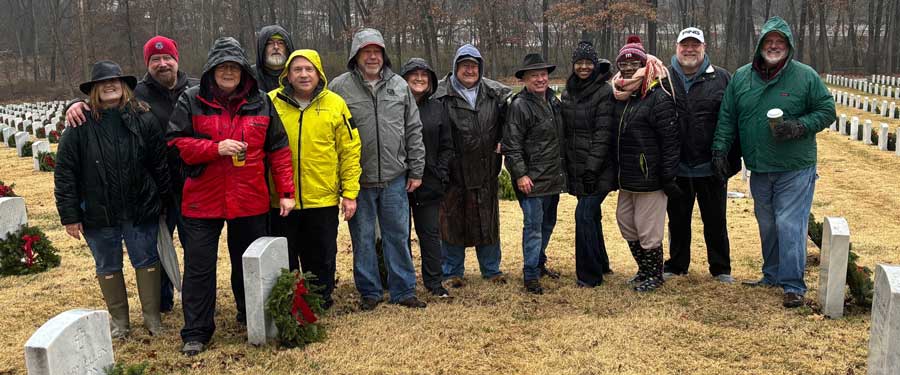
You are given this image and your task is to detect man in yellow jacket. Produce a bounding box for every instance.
[269,49,362,309]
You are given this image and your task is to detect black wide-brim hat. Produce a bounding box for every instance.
[79,60,138,95]
[515,53,556,79]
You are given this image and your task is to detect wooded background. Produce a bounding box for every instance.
[1,0,897,97]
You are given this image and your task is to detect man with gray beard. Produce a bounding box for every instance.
[252,25,294,93]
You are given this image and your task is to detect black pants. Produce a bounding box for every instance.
[179,213,267,344]
[410,202,443,291]
[270,206,339,305]
[665,176,731,276]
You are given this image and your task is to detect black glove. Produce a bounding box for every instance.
[711,150,731,182]
[662,179,683,198]
[773,119,806,141]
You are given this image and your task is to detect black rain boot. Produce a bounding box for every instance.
[635,245,665,292]
[626,241,646,285]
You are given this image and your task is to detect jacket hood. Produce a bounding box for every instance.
[451,44,484,83]
[276,49,327,101]
[256,25,295,71]
[347,28,392,71]
[754,16,795,66]
[200,37,258,98]
[399,58,438,98]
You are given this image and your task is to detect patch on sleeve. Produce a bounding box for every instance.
[346,115,357,129]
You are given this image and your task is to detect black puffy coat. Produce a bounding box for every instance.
[399,58,454,206]
[503,88,567,197]
[665,64,741,175]
[561,60,617,196]
[434,75,511,246]
[614,84,679,192]
[55,105,170,229]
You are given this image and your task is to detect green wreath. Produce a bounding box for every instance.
[21,141,33,157]
[265,269,326,348]
[48,130,60,144]
[35,127,46,138]
[0,180,15,197]
[37,151,56,172]
[0,226,61,276]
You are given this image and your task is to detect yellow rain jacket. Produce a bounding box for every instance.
[268,49,361,209]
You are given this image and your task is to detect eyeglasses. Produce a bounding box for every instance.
[617,61,642,70]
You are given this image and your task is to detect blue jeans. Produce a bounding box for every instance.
[84,221,160,275]
[518,194,560,281]
[750,165,817,295]
[349,176,418,302]
[442,241,503,279]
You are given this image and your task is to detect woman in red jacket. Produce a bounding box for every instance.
[167,37,294,356]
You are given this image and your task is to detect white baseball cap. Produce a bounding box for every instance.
[677,27,705,44]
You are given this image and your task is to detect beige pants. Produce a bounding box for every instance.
[616,190,667,249]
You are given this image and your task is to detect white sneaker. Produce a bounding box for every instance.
[714,274,735,283]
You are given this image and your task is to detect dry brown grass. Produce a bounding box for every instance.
[0,130,896,374]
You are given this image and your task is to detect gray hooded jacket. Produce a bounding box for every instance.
[329,28,425,185]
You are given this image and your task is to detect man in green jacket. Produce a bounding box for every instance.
[710,17,836,308]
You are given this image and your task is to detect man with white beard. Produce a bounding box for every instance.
[661,27,737,284]
[253,25,294,93]
[711,17,835,309]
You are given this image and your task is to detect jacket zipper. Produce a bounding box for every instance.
[616,100,631,187]
[296,109,305,210]
[372,93,382,183]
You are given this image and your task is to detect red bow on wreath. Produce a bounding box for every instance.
[22,234,40,268]
[291,278,318,326]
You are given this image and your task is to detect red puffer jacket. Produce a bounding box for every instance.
[166,37,293,219]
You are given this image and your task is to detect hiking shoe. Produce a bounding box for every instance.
[397,296,427,309]
[714,274,735,284]
[359,297,382,311]
[486,274,508,284]
[524,279,544,295]
[741,279,776,288]
[783,292,804,308]
[429,286,452,299]
[539,266,561,279]
[444,276,465,289]
[181,341,206,356]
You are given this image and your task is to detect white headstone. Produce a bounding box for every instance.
[242,236,290,346]
[3,126,14,147]
[865,97,871,112]
[24,309,114,375]
[867,264,900,374]
[829,121,837,131]
[32,141,51,171]
[884,101,890,117]
[839,114,848,135]
[864,120,873,145]
[14,131,29,157]
[0,197,27,241]
[892,102,897,119]
[43,124,53,138]
[818,217,850,319]
[851,116,860,140]
[879,123,890,151]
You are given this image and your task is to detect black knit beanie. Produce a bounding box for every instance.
[571,41,599,66]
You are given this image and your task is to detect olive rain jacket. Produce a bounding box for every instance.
[711,16,836,173]
[167,37,294,220]
[433,45,512,246]
[268,49,362,209]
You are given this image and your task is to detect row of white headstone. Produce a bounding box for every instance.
[830,89,898,120]
[830,113,900,156]
[826,74,900,101]
[1,125,54,171]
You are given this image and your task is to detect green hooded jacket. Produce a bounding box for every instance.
[711,16,836,173]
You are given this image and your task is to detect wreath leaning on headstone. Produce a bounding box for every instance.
[807,213,873,309]
[0,226,61,276]
[35,127,45,138]
[37,151,56,172]
[48,130,60,144]
[21,141,33,157]
[265,269,326,348]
